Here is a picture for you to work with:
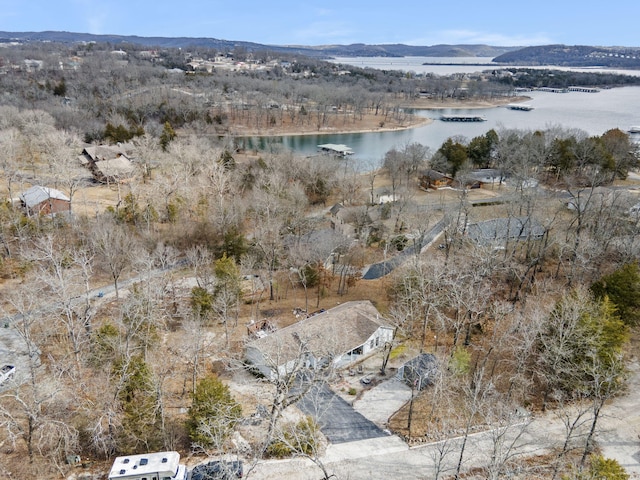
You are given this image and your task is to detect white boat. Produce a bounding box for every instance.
[507,103,534,111]
[628,126,640,134]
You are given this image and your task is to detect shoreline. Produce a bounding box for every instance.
[228,96,530,137]
[234,115,433,138]
[402,95,531,110]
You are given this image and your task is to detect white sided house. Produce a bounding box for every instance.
[108,451,187,480]
[245,300,394,380]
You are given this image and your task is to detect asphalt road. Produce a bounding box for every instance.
[361,218,447,280]
[252,361,640,480]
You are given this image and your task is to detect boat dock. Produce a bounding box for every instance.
[317,144,354,156]
[568,86,600,93]
[440,115,487,122]
[507,103,534,111]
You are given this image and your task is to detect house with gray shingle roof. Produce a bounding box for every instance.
[466,217,546,247]
[19,185,70,216]
[79,145,135,183]
[245,300,394,380]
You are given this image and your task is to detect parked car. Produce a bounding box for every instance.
[0,365,15,385]
[189,460,243,480]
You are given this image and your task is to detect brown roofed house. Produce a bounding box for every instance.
[418,169,453,190]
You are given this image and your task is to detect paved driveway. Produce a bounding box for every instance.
[353,377,412,428]
[297,383,386,444]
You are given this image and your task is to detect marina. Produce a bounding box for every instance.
[255,84,640,168]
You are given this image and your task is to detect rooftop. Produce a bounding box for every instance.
[246,300,391,365]
[19,185,69,207]
[108,451,181,480]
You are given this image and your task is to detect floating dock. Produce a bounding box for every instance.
[317,144,354,156]
[568,86,600,93]
[507,103,534,111]
[440,115,487,122]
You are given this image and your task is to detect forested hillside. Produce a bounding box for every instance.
[493,44,640,68]
[0,30,517,58]
[0,40,639,480]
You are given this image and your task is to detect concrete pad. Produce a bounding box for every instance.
[353,377,412,428]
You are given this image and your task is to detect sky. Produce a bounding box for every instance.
[1,0,639,48]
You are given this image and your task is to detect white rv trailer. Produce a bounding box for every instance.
[108,451,187,480]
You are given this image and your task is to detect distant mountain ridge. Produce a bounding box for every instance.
[0,30,516,58]
[1,31,638,68]
[493,44,640,68]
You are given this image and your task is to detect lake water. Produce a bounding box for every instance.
[256,57,640,168]
[329,56,640,77]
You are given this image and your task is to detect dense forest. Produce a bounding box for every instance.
[491,67,640,88]
[0,40,639,480]
[493,44,640,68]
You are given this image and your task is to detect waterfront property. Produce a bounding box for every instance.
[418,169,454,189]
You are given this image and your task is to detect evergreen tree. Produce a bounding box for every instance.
[160,121,176,151]
[186,375,242,449]
[591,262,640,325]
[114,355,163,453]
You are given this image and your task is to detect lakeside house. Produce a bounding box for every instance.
[418,169,454,190]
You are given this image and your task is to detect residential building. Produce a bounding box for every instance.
[245,300,394,380]
[19,185,70,216]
